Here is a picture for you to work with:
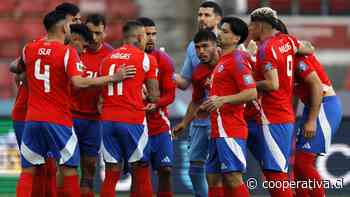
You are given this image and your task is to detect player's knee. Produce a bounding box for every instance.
[207,174,223,187]
[60,165,78,176]
[82,158,97,177]
[223,172,243,187]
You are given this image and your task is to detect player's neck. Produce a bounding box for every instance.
[221,45,236,56]
[259,29,275,42]
[46,33,65,44]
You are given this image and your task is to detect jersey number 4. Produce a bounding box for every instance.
[108,64,123,96]
[34,59,50,93]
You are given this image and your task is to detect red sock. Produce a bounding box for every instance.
[295,151,324,197]
[57,186,64,197]
[223,184,249,197]
[133,165,153,197]
[63,175,80,197]
[81,191,94,197]
[100,170,120,197]
[45,158,57,197]
[32,165,46,197]
[209,187,224,197]
[263,171,293,197]
[157,192,172,197]
[16,172,33,197]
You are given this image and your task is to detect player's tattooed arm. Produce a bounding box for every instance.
[172,101,201,138]
[71,65,136,88]
[256,69,279,91]
[303,72,322,138]
[9,57,25,74]
[297,40,315,55]
[145,79,160,103]
[201,88,257,112]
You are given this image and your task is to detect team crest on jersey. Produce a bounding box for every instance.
[298,61,308,72]
[243,74,254,85]
[217,64,224,72]
[264,63,273,71]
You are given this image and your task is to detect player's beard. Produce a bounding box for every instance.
[145,43,155,53]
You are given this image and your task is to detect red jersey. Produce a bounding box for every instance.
[146,49,175,136]
[22,40,83,126]
[210,51,256,139]
[12,83,28,121]
[100,44,158,124]
[191,63,214,120]
[294,54,332,104]
[71,43,113,120]
[255,33,299,124]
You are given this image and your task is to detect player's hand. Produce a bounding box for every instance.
[172,121,187,139]
[14,73,27,87]
[303,119,317,138]
[143,103,157,112]
[200,96,225,112]
[112,65,136,82]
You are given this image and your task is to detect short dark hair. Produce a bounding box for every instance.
[86,14,106,28]
[199,1,223,17]
[275,18,288,34]
[221,17,248,45]
[43,10,66,32]
[122,20,143,37]
[70,24,94,43]
[193,29,217,44]
[55,2,80,16]
[137,17,156,27]
[250,7,278,28]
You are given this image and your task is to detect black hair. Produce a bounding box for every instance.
[275,18,288,34]
[55,2,80,16]
[250,7,278,28]
[193,29,217,44]
[86,14,106,28]
[70,23,94,43]
[220,17,248,45]
[122,20,143,37]
[199,1,223,17]
[43,10,66,32]
[137,17,156,27]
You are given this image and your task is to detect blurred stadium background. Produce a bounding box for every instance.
[0,0,349,196]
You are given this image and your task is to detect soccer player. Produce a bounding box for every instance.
[137,17,176,197]
[276,20,343,197]
[10,3,82,196]
[248,7,314,197]
[200,16,256,197]
[99,21,160,197]
[70,14,114,197]
[174,2,223,196]
[15,10,130,197]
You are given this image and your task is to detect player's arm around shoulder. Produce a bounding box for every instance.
[144,54,160,103]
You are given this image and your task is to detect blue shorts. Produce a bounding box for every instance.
[296,96,342,155]
[73,118,101,157]
[150,131,173,170]
[13,121,25,147]
[206,137,247,173]
[188,123,210,162]
[101,121,150,164]
[20,121,80,168]
[247,120,263,162]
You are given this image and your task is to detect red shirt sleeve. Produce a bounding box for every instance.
[295,56,315,80]
[232,56,256,91]
[156,54,176,108]
[145,54,158,80]
[287,35,300,55]
[259,41,279,73]
[66,47,83,78]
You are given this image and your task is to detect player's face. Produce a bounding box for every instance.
[86,22,105,51]
[70,34,88,54]
[137,27,147,51]
[197,7,220,30]
[218,23,240,49]
[195,40,216,64]
[248,21,262,41]
[144,26,157,52]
